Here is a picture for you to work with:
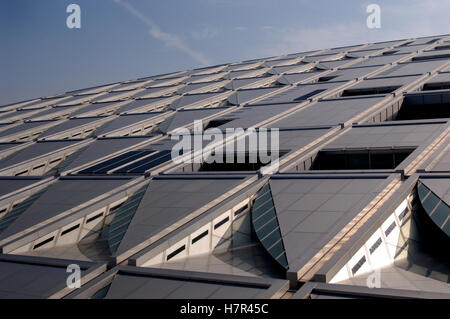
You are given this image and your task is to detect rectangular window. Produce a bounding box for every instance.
[311,148,415,170]
[49,158,62,164]
[214,216,230,230]
[384,221,397,237]
[204,119,233,130]
[391,93,450,120]
[86,212,104,223]
[318,75,339,82]
[342,86,400,97]
[191,230,209,244]
[422,82,450,91]
[293,89,327,101]
[33,163,45,170]
[15,170,28,176]
[351,256,367,275]
[166,245,186,261]
[234,204,249,216]
[33,236,54,250]
[398,207,408,221]
[199,150,289,172]
[61,224,80,236]
[369,238,383,254]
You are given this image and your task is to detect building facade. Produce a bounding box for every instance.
[0,34,449,299]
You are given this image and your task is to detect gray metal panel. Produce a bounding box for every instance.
[96,113,164,135]
[270,176,387,268]
[217,103,299,129]
[420,178,450,206]
[278,71,326,85]
[348,75,421,89]
[269,96,387,128]
[39,117,106,138]
[0,177,136,240]
[256,82,343,105]
[116,98,169,113]
[349,53,410,68]
[0,140,81,169]
[326,123,446,149]
[161,108,224,133]
[0,259,83,298]
[378,60,449,77]
[426,72,450,84]
[230,86,283,105]
[0,177,46,198]
[114,177,248,257]
[70,102,121,117]
[0,120,58,138]
[63,137,155,171]
[171,91,227,109]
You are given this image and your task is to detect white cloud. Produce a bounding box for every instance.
[257,1,450,57]
[113,0,212,66]
[190,27,219,41]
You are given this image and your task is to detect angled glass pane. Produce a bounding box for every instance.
[107,185,148,253]
[251,183,288,270]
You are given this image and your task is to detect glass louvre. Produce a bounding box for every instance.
[108,185,149,253]
[94,151,154,174]
[91,282,112,299]
[114,150,172,174]
[79,150,154,174]
[250,183,288,269]
[0,188,47,234]
[417,181,450,236]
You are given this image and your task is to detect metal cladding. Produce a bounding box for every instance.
[1,34,450,299]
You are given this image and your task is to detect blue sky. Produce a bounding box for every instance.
[1,0,450,105]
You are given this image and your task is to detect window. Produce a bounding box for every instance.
[384,221,397,237]
[369,238,383,254]
[293,89,326,101]
[191,230,208,244]
[342,86,400,97]
[107,185,148,253]
[214,216,229,230]
[318,75,339,82]
[114,150,172,174]
[166,245,186,261]
[398,207,408,221]
[422,82,450,91]
[311,148,415,170]
[351,256,367,275]
[61,224,80,236]
[250,184,288,269]
[79,150,158,175]
[382,50,399,55]
[417,181,450,235]
[204,119,233,129]
[33,236,54,250]
[86,212,104,224]
[391,94,450,120]
[234,204,248,216]
[199,150,289,172]
[15,170,28,176]
[413,54,450,61]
